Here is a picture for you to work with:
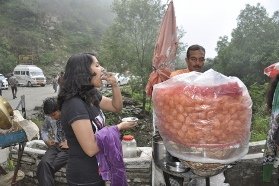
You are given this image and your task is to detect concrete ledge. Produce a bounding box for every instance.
[242,153,263,160]
[248,140,266,154]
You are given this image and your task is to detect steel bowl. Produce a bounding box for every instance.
[121,117,139,122]
[152,134,168,168]
[163,161,189,173]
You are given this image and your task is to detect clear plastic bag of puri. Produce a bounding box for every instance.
[152,69,252,164]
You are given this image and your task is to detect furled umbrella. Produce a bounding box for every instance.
[145,0,178,97]
[264,62,279,78]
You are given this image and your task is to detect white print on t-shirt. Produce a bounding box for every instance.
[92,122,99,132]
[92,111,106,131]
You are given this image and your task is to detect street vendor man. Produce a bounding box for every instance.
[170,44,205,77]
[167,45,230,185]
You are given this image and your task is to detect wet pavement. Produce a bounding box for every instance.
[1,84,57,117]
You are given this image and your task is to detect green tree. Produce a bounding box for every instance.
[211,4,279,141]
[100,0,185,110]
[99,0,165,110]
[213,4,279,86]
[0,37,17,74]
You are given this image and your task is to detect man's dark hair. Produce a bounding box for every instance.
[43,97,59,115]
[186,45,205,59]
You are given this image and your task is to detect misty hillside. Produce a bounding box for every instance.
[0,0,114,76]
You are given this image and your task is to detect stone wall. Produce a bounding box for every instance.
[7,140,279,186]
[224,154,278,186]
[9,140,152,186]
[224,140,279,186]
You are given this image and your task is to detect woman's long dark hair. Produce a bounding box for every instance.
[57,53,102,109]
[266,74,279,112]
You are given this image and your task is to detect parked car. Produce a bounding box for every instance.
[0,74,9,90]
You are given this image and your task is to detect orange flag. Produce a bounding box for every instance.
[145,0,178,97]
[264,62,279,78]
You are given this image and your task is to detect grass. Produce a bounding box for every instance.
[31,117,44,129]
[250,113,270,141]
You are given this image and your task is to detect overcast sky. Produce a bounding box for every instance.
[171,0,279,58]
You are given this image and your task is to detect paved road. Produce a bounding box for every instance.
[1,84,57,118]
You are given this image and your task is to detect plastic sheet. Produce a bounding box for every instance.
[152,69,252,163]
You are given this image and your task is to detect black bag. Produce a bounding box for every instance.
[274,128,279,145]
[273,115,279,145]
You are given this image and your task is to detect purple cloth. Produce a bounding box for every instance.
[96,126,128,186]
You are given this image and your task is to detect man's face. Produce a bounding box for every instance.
[49,111,60,120]
[186,49,205,72]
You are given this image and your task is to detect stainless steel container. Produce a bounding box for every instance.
[152,133,167,168]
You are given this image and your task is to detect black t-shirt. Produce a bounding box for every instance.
[61,97,105,184]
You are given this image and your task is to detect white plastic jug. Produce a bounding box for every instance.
[122,135,137,158]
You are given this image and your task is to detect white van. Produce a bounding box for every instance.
[13,65,46,87]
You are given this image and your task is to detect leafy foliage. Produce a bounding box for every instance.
[212,4,279,86]
[100,0,185,110]
[99,0,164,110]
[251,112,269,141]
[209,4,279,141]
[249,83,270,141]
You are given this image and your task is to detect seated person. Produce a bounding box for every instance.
[37,97,68,186]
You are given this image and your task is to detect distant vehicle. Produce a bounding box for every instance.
[115,73,130,86]
[5,73,13,82]
[0,74,8,90]
[13,65,46,87]
[102,73,130,87]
